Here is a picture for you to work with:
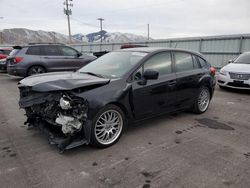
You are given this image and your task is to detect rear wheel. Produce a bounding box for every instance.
[192,86,211,114]
[90,105,125,148]
[27,66,46,76]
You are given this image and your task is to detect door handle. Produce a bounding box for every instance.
[167,80,176,86]
[197,73,203,78]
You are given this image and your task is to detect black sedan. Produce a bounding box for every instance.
[18,48,216,151]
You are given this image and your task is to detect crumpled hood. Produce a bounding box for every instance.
[19,71,110,92]
[223,63,250,73]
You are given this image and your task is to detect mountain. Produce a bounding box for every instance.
[0,28,150,45]
[73,30,150,43]
[0,28,80,45]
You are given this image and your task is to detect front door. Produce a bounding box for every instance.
[132,51,177,120]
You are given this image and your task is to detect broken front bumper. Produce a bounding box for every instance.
[26,118,92,152]
[19,86,92,152]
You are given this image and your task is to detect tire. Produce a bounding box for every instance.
[27,65,46,76]
[192,86,211,114]
[90,104,125,148]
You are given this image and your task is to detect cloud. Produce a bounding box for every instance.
[0,0,249,38]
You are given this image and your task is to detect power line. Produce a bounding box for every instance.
[71,17,99,28]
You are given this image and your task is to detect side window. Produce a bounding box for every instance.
[41,46,62,56]
[133,67,143,81]
[26,46,41,55]
[197,57,209,68]
[174,52,193,72]
[60,46,78,56]
[144,52,172,76]
[192,55,201,69]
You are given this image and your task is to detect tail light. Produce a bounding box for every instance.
[210,67,216,76]
[14,57,23,64]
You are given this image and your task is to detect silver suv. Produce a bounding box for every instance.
[7,43,96,77]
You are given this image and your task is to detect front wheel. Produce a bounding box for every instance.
[192,86,211,114]
[90,105,125,148]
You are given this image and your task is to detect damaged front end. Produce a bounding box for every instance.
[19,86,90,152]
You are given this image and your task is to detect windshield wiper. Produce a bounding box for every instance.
[80,71,104,78]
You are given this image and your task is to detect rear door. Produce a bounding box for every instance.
[40,45,66,71]
[132,51,177,119]
[173,52,203,108]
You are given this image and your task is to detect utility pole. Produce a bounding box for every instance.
[63,0,73,43]
[0,17,4,44]
[0,32,2,44]
[97,18,104,43]
[147,24,150,40]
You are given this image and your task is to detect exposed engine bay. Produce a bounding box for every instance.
[19,86,89,152]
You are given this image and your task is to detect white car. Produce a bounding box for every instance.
[217,52,250,89]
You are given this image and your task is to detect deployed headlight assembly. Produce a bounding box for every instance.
[60,96,72,110]
[219,69,227,76]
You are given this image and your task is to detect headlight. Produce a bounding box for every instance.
[60,96,72,110]
[219,69,227,76]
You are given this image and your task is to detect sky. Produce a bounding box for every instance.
[0,0,250,39]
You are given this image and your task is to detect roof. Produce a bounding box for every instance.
[0,47,13,50]
[116,47,204,57]
[13,43,66,49]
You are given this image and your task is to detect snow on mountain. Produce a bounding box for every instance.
[1,28,80,45]
[73,30,150,43]
[0,28,151,45]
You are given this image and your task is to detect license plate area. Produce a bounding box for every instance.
[233,80,244,84]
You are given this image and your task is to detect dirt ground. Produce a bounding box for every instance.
[0,72,250,188]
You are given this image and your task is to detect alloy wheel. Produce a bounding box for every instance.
[94,109,123,145]
[198,88,210,112]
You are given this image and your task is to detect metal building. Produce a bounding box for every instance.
[71,34,250,68]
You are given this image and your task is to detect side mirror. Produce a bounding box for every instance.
[143,69,159,80]
[138,69,159,85]
[77,52,82,57]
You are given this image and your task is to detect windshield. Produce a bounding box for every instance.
[234,53,250,64]
[79,51,148,78]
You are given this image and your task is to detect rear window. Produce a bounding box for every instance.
[0,50,11,55]
[174,52,194,72]
[40,46,62,56]
[26,46,41,55]
[9,49,21,56]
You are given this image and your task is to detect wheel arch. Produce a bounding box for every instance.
[107,101,130,119]
[26,64,47,76]
[198,77,214,99]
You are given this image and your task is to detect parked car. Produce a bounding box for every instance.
[218,52,250,89]
[7,43,96,77]
[0,47,12,60]
[0,58,7,71]
[93,44,148,58]
[18,48,216,152]
[120,44,148,49]
[0,47,12,71]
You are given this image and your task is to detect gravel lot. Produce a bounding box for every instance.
[0,72,250,188]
